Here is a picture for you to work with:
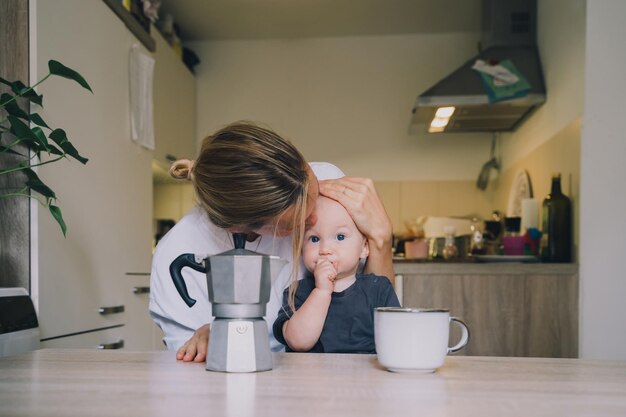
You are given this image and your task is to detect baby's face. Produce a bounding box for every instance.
[302,197,368,278]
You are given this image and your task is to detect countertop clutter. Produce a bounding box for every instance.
[1,349,626,417]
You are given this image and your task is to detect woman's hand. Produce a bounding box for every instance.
[319,177,395,282]
[319,177,392,246]
[176,323,210,362]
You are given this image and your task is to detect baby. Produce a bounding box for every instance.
[273,196,400,353]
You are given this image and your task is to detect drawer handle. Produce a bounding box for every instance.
[99,305,125,315]
[98,340,124,350]
[132,286,150,294]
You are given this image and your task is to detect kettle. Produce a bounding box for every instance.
[169,232,287,372]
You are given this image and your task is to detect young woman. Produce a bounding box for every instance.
[149,121,394,362]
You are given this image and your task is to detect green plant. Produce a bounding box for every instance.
[0,60,92,236]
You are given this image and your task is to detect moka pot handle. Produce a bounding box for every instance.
[169,253,207,307]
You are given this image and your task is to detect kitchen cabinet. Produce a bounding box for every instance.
[395,262,579,358]
[153,183,196,222]
[33,0,155,350]
[41,327,124,350]
[123,272,166,350]
[152,27,196,166]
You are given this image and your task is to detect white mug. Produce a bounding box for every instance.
[374,307,470,373]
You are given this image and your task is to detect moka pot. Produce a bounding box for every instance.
[169,232,287,372]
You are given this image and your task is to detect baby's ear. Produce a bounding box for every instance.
[360,239,369,259]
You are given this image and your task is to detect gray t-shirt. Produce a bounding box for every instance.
[273,273,401,353]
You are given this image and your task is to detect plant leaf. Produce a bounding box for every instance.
[32,127,50,148]
[0,93,30,120]
[48,129,88,164]
[30,113,50,129]
[7,115,48,150]
[10,80,43,106]
[49,204,67,237]
[48,60,93,93]
[23,168,56,199]
[0,77,13,87]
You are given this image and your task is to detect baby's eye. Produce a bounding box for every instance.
[309,236,320,243]
[336,234,346,241]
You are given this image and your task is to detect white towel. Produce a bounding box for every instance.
[129,44,155,150]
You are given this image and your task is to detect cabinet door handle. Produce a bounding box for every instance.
[132,286,150,294]
[99,305,125,315]
[98,339,124,350]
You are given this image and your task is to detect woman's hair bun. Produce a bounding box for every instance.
[169,159,195,180]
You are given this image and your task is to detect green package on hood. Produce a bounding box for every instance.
[473,59,531,103]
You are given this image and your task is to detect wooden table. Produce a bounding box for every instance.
[1,349,625,417]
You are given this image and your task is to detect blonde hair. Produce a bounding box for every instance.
[170,121,308,312]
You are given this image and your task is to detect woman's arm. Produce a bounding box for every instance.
[319,177,395,282]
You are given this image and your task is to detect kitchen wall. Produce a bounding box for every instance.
[580,0,626,360]
[499,0,586,168]
[187,9,585,237]
[483,0,585,257]
[488,119,581,257]
[190,32,492,181]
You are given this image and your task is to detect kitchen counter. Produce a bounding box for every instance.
[393,260,578,275]
[1,349,625,417]
[394,261,578,357]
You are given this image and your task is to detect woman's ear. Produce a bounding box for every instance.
[360,239,369,259]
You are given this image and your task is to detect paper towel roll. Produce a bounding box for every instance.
[521,198,539,232]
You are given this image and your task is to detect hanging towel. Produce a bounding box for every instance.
[129,44,155,150]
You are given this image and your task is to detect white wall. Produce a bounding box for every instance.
[580,0,626,360]
[500,0,586,170]
[191,33,493,181]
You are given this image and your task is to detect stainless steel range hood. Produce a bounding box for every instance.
[411,0,545,133]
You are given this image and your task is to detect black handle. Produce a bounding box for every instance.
[233,232,247,249]
[98,340,124,350]
[169,253,206,307]
[98,305,125,315]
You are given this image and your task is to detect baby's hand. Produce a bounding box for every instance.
[313,258,337,293]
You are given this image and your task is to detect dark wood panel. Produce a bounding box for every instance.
[402,271,578,358]
[0,0,30,289]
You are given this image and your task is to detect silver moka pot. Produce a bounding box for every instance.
[170,233,287,372]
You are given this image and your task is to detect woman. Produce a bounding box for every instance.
[149,121,394,362]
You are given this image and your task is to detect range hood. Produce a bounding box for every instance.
[411,0,545,133]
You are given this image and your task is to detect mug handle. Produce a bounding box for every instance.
[448,317,470,353]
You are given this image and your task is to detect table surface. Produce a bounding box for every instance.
[1,349,625,417]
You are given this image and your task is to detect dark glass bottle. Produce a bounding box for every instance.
[541,174,572,262]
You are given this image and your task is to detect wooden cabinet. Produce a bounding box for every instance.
[152,28,196,166]
[395,262,579,358]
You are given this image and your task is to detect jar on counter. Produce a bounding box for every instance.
[502,216,524,255]
[442,226,458,260]
[404,239,429,259]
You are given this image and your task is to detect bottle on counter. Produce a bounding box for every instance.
[442,226,458,260]
[470,217,486,255]
[541,173,572,263]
